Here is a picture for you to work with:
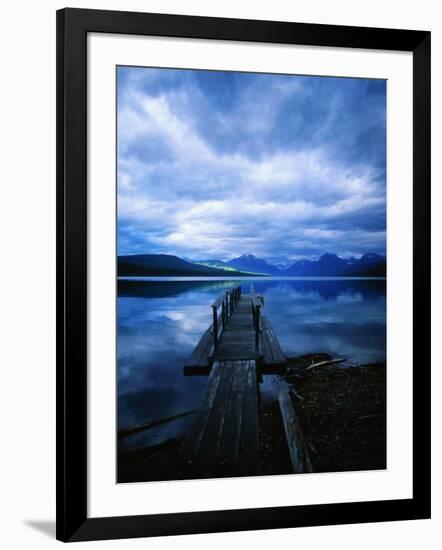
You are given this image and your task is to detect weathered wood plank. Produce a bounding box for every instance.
[240,361,260,472]
[180,362,224,462]
[184,325,213,368]
[260,314,286,366]
[278,389,313,473]
[213,293,258,361]
[265,328,286,364]
[198,361,236,464]
[305,357,346,370]
[260,315,272,331]
[218,362,248,463]
[260,329,274,364]
[181,360,260,472]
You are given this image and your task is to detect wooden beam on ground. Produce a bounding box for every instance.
[278,389,313,473]
[305,358,346,370]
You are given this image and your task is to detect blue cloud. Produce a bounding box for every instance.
[117,66,386,262]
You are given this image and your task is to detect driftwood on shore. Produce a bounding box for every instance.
[118,410,196,440]
[305,358,346,370]
[285,354,346,375]
[278,389,313,473]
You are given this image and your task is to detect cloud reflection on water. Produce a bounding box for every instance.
[118,278,385,450]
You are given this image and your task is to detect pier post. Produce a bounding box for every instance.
[212,305,218,350]
[255,305,260,351]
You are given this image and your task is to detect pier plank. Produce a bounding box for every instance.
[180,362,224,461]
[261,314,287,366]
[239,361,260,471]
[198,361,236,464]
[218,364,248,463]
[184,326,213,368]
[181,360,259,472]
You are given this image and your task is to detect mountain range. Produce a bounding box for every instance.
[118,252,386,277]
[284,253,386,277]
[118,254,256,277]
[198,255,281,275]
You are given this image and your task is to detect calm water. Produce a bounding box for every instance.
[117,277,386,450]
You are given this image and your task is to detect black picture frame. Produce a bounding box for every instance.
[56,7,431,542]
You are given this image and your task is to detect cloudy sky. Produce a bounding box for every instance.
[117,66,386,264]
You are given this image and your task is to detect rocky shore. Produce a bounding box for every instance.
[118,355,386,483]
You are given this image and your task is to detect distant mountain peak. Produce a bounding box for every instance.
[226,254,281,275]
[317,253,347,266]
[285,251,385,276]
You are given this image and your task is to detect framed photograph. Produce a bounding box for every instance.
[56,8,431,542]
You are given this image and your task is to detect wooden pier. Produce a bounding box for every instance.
[184,284,286,370]
[181,284,289,473]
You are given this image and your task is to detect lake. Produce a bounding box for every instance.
[117,277,386,451]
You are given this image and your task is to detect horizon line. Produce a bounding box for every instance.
[117,251,387,263]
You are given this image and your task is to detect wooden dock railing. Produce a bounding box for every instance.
[185,283,285,371]
[250,285,264,351]
[211,285,241,350]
